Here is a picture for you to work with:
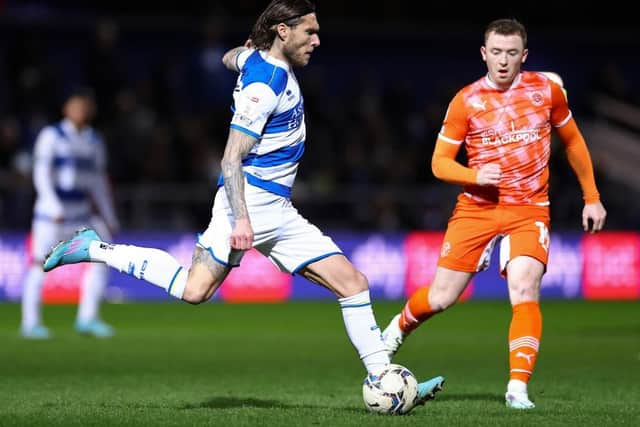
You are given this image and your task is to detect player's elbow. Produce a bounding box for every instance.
[220,157,242,176]
[431,157,444,180]
[222,51,239,71]
[222,55,234,71]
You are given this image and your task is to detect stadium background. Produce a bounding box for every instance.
[1,0,639,302]
[0,3,639,426]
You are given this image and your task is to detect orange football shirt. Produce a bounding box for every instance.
[438,71,571,205]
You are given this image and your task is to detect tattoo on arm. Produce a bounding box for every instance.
[221,130,257,220]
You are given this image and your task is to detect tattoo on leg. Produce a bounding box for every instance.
[192,246,225,278]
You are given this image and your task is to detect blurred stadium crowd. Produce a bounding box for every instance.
[1,1,639,232]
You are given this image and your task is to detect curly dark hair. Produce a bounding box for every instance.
[249,0,316,51]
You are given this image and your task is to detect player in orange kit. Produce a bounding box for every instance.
[382,18,607,409]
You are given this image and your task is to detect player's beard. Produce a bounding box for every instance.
[285,44,312,67]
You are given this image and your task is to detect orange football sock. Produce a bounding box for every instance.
[508,301,542,383]
[398,287,437,333]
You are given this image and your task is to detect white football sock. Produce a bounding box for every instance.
[77,263,107,323]
[89,242,187,299]
[508,379,528,394]
[21,265,45,330]
[339,290,390,374]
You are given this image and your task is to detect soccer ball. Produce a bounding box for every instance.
[362,364,419,415]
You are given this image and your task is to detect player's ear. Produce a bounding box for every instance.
[480,46,487,61]
[275,22,288,41]
[521,48,528,64]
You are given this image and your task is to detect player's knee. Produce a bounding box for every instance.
[429,298,455,312]
[428,289,457,312]
[508,275,540,303]
[182,288,206,304]
[509,281,539,304]
[182,279,215,305]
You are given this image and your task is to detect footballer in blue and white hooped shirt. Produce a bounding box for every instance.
[22,88,119,339]
[32,119,109,227]
[41,3,448,390]
[217,48,305,199]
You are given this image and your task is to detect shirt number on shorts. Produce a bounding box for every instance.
[535,221,550,252]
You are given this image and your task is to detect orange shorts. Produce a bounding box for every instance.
[438,199,550,274]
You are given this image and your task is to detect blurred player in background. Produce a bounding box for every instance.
[21,88,119,339]
[381,18,606,409]
[43,0,444,409]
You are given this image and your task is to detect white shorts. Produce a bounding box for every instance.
[31,215,112,261]
[198,184,342,273]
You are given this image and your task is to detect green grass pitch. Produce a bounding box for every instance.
[0,300,638,426]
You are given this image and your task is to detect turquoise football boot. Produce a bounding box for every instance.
[75,319,115,338]
[43,227,101,272]
[20,324,52,339]
[415,375,445,405]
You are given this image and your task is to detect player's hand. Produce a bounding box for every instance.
[582,201,607,233]
[476,163,501,186]
[230,217,254,250]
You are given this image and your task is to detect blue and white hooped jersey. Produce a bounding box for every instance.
[32,119,106,222]
[219,49,306,199]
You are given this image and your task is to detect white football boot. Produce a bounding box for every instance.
[505,380,535,409]
[381,314,407,359]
